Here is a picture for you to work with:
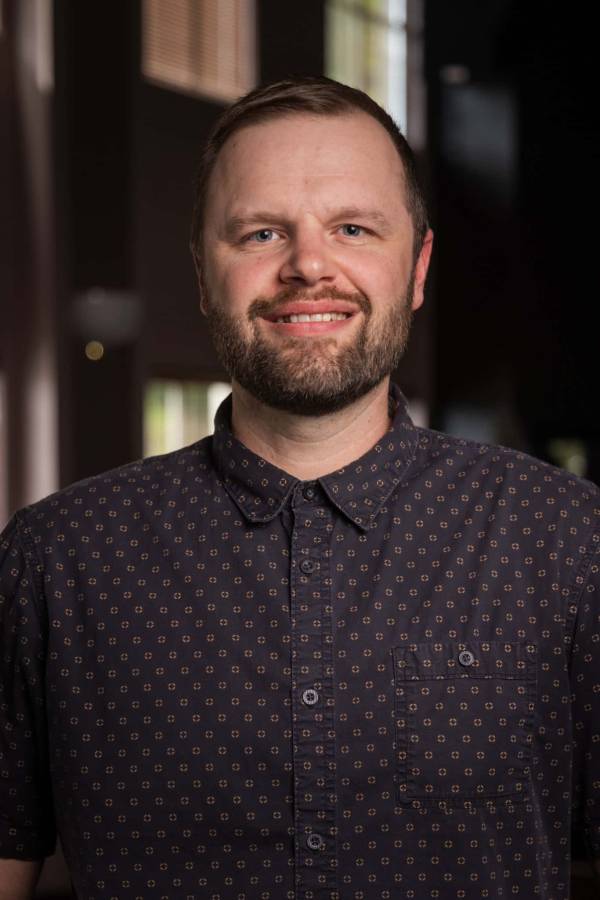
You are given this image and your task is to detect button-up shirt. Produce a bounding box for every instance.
[1,382,599,899]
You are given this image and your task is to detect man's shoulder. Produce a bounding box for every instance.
[14,437,214,530]
[414,425,599,510]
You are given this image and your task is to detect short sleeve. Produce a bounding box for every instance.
[570,535,600,861]
[0,514,56,859]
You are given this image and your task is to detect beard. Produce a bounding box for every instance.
[202,273,415,417]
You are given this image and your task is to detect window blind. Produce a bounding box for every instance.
[142,0,256,103]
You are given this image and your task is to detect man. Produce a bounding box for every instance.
[0,76,598,899]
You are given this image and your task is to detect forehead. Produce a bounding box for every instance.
[205,111,408,219]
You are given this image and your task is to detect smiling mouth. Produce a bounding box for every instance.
[273,312,352,323]
[260,312,358,336]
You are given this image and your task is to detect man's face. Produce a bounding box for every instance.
[200,111,432,416]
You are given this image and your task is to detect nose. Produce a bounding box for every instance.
[278,226,337,287]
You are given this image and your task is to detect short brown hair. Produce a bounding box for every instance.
[190,75,428,268]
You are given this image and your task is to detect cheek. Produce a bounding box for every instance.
[342,253,408,301]
[210,254,274,312]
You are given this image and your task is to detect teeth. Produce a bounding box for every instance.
[275,312,351,324]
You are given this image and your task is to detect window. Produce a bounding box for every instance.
[326,0,408,132]
[547,438,588,478]
[142,0,257,103]
[144,379,231,457]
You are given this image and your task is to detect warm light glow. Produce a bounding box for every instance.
[85,340,105,361]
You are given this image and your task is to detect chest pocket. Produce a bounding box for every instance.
[392,641,537,805]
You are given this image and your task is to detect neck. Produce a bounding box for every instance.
[229,378,393,481]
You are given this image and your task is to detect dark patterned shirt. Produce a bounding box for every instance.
[1,382,599,900]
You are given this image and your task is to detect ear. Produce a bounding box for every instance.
[199,285,208,317]
[410,228,434,312]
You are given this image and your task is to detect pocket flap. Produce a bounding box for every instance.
[394,641,537,681]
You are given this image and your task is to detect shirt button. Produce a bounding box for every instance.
[303,485,316,500]
[300,558,315,574]
[302,688,319,706]
[306,833,325,851]
[458,649,475,667]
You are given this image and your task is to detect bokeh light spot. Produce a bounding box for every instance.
[85,340,105,361]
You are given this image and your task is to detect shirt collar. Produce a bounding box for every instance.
[210,382,419,531]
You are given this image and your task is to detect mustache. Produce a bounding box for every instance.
[249,287,371,320]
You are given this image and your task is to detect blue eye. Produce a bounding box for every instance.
[341,224,364,237]
[248,229,276,243]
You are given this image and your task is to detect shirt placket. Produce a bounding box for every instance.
[290,481,338,899]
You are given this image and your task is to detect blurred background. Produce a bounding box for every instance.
[0,0,597,895]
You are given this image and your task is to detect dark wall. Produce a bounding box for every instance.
[54,1,139,484]
[426,0,598,479]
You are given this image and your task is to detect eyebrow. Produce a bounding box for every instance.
[330,207,394,232]
[222,213,286,239]
[222,207,394,239]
